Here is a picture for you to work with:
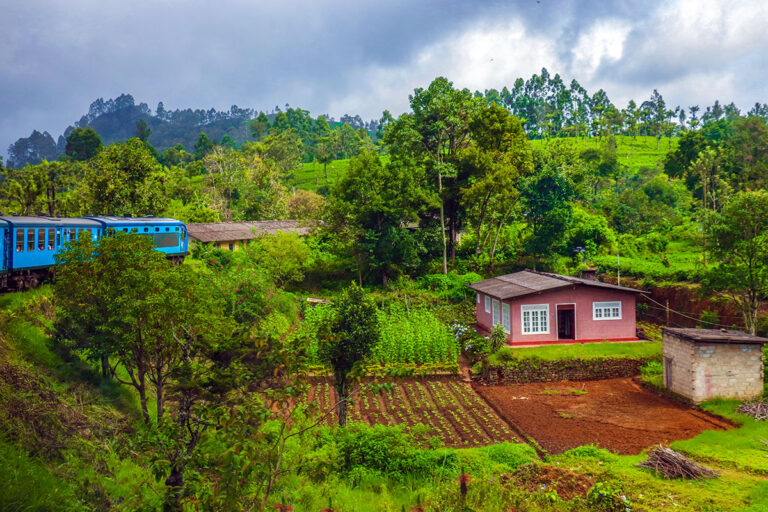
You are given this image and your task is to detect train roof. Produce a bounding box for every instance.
[0,216,102,227]
[85,216,184,225]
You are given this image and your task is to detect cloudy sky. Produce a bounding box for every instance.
[2,0,767,156]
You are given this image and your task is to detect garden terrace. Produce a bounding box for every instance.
[307,378,518,448]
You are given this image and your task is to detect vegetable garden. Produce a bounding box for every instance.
[307,378,517,447]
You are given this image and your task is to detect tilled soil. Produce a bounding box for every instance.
[473,377,731,454]
[308,378,518,447]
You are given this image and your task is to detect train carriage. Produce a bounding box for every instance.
[86,216,188,263]
[0,215,189,291]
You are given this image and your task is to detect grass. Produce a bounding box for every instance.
[673,399,768,475]
[288,158,351,192]
[493,340,661,362]
[530,135,676,174]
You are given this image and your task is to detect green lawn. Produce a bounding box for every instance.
[492,340,661,362]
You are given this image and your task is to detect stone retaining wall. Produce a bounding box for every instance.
[481,357,657,384]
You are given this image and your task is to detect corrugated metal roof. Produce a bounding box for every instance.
[467,270,643,299]
[187,220,312,243]
[663,327,768,344]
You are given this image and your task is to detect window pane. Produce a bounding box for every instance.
[28,229,35,251]
[37,229,45,250]
[16,229,23,252]
[47,228,54,250]
[56,230,61,247]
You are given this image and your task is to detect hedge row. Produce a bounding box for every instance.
[481,356,660,384]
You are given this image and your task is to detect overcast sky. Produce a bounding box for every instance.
[2,0,767,157]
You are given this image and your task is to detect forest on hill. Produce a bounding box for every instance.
[2,73,768,511]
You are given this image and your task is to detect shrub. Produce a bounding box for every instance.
[489,324,507,353]
[418,272,483,302]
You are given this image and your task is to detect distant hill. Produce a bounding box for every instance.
[6,94,377,168]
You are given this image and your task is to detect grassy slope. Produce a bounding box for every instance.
[289,136,675,194]
[496,340,661,362]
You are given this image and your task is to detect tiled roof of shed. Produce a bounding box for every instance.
[187,220,312,243]
[663,328,768,344]
[467,270,643,300]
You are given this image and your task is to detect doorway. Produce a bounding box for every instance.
[557,305,575,340]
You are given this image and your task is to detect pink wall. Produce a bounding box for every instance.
[475,285,637,345]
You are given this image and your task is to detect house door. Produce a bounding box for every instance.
[557,308,575,340]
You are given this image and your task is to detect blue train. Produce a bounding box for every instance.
[0,215,188,291]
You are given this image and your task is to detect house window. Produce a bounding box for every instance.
[484,295,491,314]
[492,299,500,326]
[593,301,622,320]
[502,303,511,333]
[228,242,235,251]
[522,304,549,334]
[477,293,480,304]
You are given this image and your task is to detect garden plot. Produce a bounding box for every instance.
[307,379,518,447]
[473,377,732,455]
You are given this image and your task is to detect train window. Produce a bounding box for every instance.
[155,227,159,232]
[27,229,35,251]
[165,227,169,232]
[144,227,149,232]
[38,229,45,250]
[56,230,61,247]
[69,228,76,241]
[47,229,54,250]
[16,229,23,252]
[131,228,138,233]
[175,227,179,231]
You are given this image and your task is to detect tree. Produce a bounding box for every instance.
[261,129,302,177]
[194,132,214,159]
[77,138,167,216]
[65,126,103,161]
[250,111,271,140]
[135,119,152,142]
[385,77,479,273]
[460,103,533,262]
[326,150,431,285]
[521,166,576,265]
[253,231,312,287]
[704,191,768,334]
[318,283,380,426]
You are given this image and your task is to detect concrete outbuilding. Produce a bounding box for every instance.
[662,328,768,403]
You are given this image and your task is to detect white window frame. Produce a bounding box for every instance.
[593,301,622,320]
[477,292,480,304]
[521,304,549,335]
[484,295,491,314]
[502,302,511,333]
[492,298,500,326]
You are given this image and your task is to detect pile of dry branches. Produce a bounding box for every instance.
[637,446,718,479]
[737,399,768,421]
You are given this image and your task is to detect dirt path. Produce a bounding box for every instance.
[473,377,731,455]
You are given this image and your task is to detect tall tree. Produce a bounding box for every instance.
[704,191,768,334]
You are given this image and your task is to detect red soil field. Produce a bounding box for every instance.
[308,378,518,448]
[473,377,732,454]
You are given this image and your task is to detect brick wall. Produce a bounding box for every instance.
[663,332,765,403]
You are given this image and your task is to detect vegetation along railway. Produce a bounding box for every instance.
[0,215,188,291]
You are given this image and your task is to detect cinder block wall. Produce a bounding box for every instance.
[663,332,765,402]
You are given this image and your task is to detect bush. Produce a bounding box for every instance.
[418,272,483,302]
[330,424,456,480]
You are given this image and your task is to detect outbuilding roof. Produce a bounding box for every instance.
[187,220,312,243]
[663,327,768,345]
[467,270,643,300]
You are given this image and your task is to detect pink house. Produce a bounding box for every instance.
[468,270,643,346]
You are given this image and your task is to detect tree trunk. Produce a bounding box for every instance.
[137,382,150,425]
[336,377,349,427]
[164,466,184,512]
[156,382,165,421]
[101,355,110,378]
[438,171,448,275]
[324,162,328,185]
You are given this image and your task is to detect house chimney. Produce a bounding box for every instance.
[579,268,598,281]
